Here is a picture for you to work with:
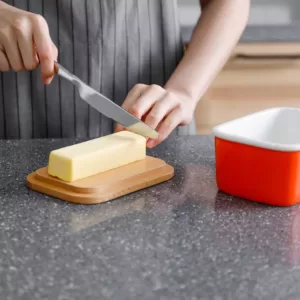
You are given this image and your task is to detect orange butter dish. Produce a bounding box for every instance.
[212,107,300,206]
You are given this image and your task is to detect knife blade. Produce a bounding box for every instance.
[54,62,159,139]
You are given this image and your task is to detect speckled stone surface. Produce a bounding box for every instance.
[1,136,300,300]
[182,24,300,43]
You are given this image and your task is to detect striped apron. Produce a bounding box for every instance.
[0,0,184,139]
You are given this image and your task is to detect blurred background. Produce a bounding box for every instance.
[178,0,300,134]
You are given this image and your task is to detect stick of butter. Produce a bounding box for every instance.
[48,131,146,182]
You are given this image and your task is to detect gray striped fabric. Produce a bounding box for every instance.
[0,0,184,139]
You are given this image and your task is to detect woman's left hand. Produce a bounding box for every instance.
[115,84,196,148]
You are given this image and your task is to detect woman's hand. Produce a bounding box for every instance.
[0,1,57,83]
[115,84,196,148]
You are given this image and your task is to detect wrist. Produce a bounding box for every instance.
[0,1,7,7]
[165,84,199,105]
[0,1,10,10]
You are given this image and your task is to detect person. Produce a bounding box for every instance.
[0,0,250,147]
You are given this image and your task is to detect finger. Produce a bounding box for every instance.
[15,20,39,70]
[122,83,147,111]
[114,123,124,133]
[144,92,178,130]
[52,42,58,60]
[0,48,10,71]
[128,85,166,120]
[115,83,147,132]
[2,30,24,71]
[31,15,55,83]
[147,107,182,148]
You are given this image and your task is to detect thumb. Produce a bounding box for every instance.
[52,43,58,60]
[114,123,125,133]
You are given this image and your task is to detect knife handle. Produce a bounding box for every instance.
[54,61,59,74]
[54,61,81,88]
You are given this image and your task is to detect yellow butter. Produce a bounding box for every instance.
[48,131,146,182]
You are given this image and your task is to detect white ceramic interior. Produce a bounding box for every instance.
[212,107,300,152]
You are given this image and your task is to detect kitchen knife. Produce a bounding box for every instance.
[54,62,159,139]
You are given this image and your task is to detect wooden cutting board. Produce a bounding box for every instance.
[26,156,174,204]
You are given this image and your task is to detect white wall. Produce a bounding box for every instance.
[248,0,300,25]
[178,0,198,5]
[178,0,200,27]
[178,0,300,27]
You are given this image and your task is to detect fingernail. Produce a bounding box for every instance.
[44,77,52,84]
[115,126,124,132]
[147,140,155,148]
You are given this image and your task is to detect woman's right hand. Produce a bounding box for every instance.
[0,1,57,83]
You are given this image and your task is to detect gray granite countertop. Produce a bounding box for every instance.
[182,24,300,43]
[1,135,300,300]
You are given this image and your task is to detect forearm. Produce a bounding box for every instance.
[165,0,250,102]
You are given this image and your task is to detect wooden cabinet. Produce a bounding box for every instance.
[195,43,300,134]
